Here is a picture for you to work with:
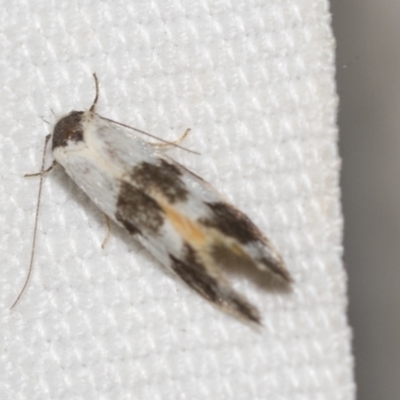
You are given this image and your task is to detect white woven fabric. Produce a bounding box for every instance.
[0,1,354,399]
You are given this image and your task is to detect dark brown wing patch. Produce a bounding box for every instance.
[211,242,257,270]
[116,181,164,235]
[131,160,188,203]
[201,202,263,244]
[201,202,292,283]
[170,245,261,323]
[258,257,292,283]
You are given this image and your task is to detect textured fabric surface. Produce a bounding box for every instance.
[0,1,354,399]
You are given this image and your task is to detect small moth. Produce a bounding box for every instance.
[15,75,291,324]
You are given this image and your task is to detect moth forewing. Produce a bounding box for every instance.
[14,74,291,323]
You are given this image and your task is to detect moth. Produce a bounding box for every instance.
[15,75,291,324]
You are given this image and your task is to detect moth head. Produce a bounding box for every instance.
[52,111,85,150]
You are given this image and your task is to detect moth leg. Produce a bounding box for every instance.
[11,135,53,310]
[24,160,57,177]
[169,248,261,324]
[152,128,191,148]
[101,214,111,249]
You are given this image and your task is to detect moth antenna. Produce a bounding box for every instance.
[91,74,198,155]
[90,73,99,112]
[98,116,200,155]
[40,116,51,125]
[10,134,52,310]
